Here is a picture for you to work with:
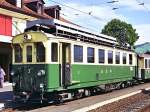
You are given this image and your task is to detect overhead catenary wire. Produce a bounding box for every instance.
[48,0,103,21]
[47,0,150,33]
[135,0,150,14]
[47,0,106,32]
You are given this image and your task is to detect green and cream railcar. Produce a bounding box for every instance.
[12,31,137,102]
[11,19,137,102]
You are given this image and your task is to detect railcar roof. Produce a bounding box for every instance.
[27,19,116,42]
[135,42,150,54]
[53,19,116,41]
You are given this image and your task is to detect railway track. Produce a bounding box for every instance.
[124,99,150,112]
[140,105,150,112]
[2,83,150,112]
[89,89,150,112]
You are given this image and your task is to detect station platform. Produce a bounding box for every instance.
[0,82,13,110]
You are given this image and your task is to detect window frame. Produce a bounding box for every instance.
[14,44,22,63]
[115,52,120,64]
[51,42,58,62]
[129,54,133,65]
[26,45,32,63]
[74,45,83,63]
[108,50,113,64]
[87,47,95,63]
[148,59,150,68]
[98,49,105,64]
[123,53,127,64]
[36,42,45,62]
[144,59,150,69]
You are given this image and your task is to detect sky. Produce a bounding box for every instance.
[45,0,150,45]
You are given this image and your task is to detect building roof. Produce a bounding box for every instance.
[44,5,61,10]
[24,0,45,4]
[135,42,150,54]
[0,0,73,24]
[0,0,49,19]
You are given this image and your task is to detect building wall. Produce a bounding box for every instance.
[0,15,28,82]
[12,18,27,36]
[0,14,12,36]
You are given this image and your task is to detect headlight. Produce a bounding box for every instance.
[37,71,42,76]
[10,71,15,76]
[12,82,16,87]
[37,70,45,76]
[40,83,44,88]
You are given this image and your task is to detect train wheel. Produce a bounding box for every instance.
[54,95,63,104]
[120,83,125,89]
[74,92,83,99]
[84,89,91,97]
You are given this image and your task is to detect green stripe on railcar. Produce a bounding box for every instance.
[46,64,60,90]
[12,64,136,92]
[68,65,135,89]
[143,69,150,79]
[145,70,150,79]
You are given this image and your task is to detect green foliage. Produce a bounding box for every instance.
[101,19,139,46]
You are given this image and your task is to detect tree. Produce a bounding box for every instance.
[101,19,139,46]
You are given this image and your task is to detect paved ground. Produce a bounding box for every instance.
[12,83,150,112]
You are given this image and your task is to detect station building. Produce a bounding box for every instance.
[0,0,70,82]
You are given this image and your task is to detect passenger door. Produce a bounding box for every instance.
[60,43,71,87]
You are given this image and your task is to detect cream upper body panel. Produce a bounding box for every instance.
[12,31,137,66]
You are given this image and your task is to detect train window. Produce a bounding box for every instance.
[74,45,83,62]
[36,42,45,62]
[148,59,150,68]
[98,49,105,63]
[51,43,58,62]
[14,44,22,63]
[87,47,94,63]
[123,53,127,64]
[115,52,120,64]
[145,59,148,68]
[129,54,132,65]
[108,51,113,64]
[26,46,32,62]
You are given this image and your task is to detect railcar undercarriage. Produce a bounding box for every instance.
[13,80,137,104]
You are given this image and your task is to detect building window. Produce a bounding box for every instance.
[129,54,132,65]
[26,46,32,62]
[51,43,58,62]
[56,9,60,19]
[115,52,120,64]
[16,0,22,8]
[14,44,22,63]
[74,45,83,62]
[36,42,45,62]
[87,47,94,63]
[123,53,127,64]
[98,49,105,63]
[108,50,113,64]
[38,3,43,14]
